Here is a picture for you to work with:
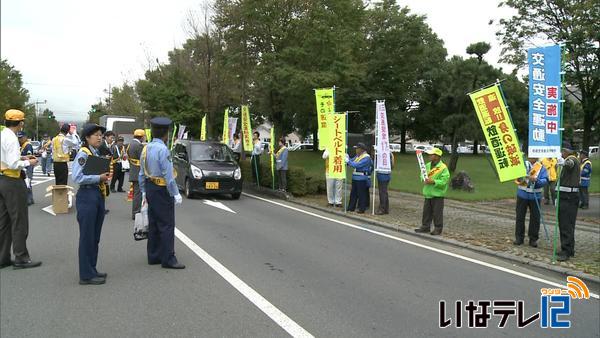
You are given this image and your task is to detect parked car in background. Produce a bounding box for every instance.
[172,140,243,199]
[389,143,401,153]
[589,146,599,159]
[30,141,41,156]
[413,144,433,153]
[289,143,314,151]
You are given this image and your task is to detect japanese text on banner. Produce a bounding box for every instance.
[469,85,526,182]
[315,88,335,150]
[200,115,207,141]
[375,100,391,171]
[528,45,561,158]
[326,113,346,179]
[222,108,229,145]
[241,105,253,151]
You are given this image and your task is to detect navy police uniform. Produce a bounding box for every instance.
[346,143,373,213]
[18,131,35,205]
[72,123,108,284]
[139,117,185,269]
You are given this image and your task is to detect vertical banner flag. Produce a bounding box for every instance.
[200,115,207,141]
[228,118,238,145]
[315,88,335,150]
[241,105,253,151]
[145,128,152,142]
[222,108,229,145]
[270,127,275,184]
[375,100,391,171]
[170,124,178,150]
[469,84,526,182]
[416,150,428,181]
[177,124,186,140]
[528,45,561,158]
[326,113,346,179]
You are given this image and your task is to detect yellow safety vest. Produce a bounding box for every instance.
[20,141,31,154]
[1,135,25,178]
[79,147,108,198]
[126,144,140,166]
[140,146,177,187]
[52,134,70,162]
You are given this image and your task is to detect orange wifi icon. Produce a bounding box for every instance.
[566,276,590,300]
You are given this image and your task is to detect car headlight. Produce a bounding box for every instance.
[234,167,241,180]
[191,165,203,179]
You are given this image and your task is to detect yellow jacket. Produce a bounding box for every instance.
[541,158,558,181]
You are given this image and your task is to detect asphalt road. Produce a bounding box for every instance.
[1,174,599,337]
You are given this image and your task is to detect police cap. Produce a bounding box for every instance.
[150,117,172,127]
[16,131,26,138]
[354,142,367,151]
[81,123,106,138]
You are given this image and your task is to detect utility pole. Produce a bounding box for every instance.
[34,99,47,140]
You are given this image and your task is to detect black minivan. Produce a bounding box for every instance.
[172,140,243,199]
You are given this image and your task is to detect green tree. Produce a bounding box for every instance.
[0,59,31,117]
[498,0,600,149]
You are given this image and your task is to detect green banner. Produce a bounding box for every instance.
[469,85,526,182]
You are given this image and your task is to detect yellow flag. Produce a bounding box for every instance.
[326,113,346,179]
[315,88,335,150]
[469,84,526,182]
[222,108,229,145]
[241,105,253,151]
[200,115,207,141]
[144,128,151,141]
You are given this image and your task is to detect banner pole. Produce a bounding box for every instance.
[553,43,566,263]
[344,111,348,214]
[372,102,377,215]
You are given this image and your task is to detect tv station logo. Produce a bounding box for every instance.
[439,276,591,329]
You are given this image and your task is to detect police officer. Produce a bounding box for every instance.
[127,129,146,219]
[139,117,185,269]
[52,123,79,185]
[578,150,592,209]
[0,109,42,269]
[17,131,35,205]
[376,153,394,215]
[72,123,111,285]
[346,142,373,214]
[513,157,548,247]
[556,142,580,262]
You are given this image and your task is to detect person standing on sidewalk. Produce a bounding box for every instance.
[578,150,592,209]
[556,142,580,262]
[17,132,35,205]
[127,129,145,220]
[541,157,558,205]
[414,148,450,235]
[40,135,51,175]
[232,133,241,162]
[346,143,373,214]
[376,153,394,215]
[323,149,343,207]
[251,131,263,185]
[513,157,548,248]
[275,138,288,192]
[0,109,42,270]
[110,136,126,193]
[52,123,79,185]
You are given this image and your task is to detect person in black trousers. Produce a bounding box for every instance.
[110,136,126,192]
[556,142,581,262]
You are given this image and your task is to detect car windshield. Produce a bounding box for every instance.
[190,143,235,162]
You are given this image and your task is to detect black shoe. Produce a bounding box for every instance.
[414,227,430,233]
[13,260,42,269]
[162,262,185,269]
[104,210,110,215]
[581,205,589,210]
[117,189,126,193]
[529,240,538,248]
[79,277,106,285]
[334,204,342,208]
[513,240,524,245]
[356,210,365,214]
[557,254,569,262]
[148,261,161,265]
[327,203,333,207]
[96,272,107,278]
[110,189,117,193]
[430,227,443,236]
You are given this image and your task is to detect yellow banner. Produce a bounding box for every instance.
[326,113,346,179]
[222,108,229,145]
[241,105,253,151]
[200,115,207,141]
[469,85,526,182]
[315,88,335,150]
[145,128,151,141]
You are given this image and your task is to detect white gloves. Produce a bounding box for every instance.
[174,194,183,205]
[141,193,147,206]
[345,154,350,163]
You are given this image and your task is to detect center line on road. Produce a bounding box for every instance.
[174,228,314,338]
[243,193,600,300]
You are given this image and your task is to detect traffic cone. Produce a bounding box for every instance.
[127,183,133,202]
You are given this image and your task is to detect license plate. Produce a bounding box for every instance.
[205,182,219,190]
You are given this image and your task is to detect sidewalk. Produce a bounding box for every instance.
[293,188,600,279]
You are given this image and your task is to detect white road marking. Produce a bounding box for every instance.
[175,228,314,337]
[203,199,236,214]
[42,205,56,216]
[243,193,600,300]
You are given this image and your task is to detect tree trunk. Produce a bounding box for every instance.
[313,130,319,152]
[473,139,478,155]
[400,127,407,154]
[448,131,459,173]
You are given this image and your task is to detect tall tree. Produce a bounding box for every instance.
[0,59,31,115]
[498,0,600,149]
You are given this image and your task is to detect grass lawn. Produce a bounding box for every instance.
[288,151,600,201]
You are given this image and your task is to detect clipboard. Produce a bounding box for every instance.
[82,155,111,175]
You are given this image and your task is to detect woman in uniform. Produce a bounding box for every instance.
[71,123,111,285]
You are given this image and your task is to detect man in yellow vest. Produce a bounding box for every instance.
[127,129,146,219]
[52,123,79,185]
[0,109,42,269]
[541,157,558,205]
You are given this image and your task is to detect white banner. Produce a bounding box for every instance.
[177,125,186,140]
[228,118,238,146]
[375,100,391,171]
[416,150,428,181]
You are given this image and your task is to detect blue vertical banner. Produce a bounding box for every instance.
[527,45,561,158]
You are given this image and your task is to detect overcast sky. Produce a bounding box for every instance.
[1,0,515,122]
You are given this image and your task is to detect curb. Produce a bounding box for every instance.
[242,185,600,286]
